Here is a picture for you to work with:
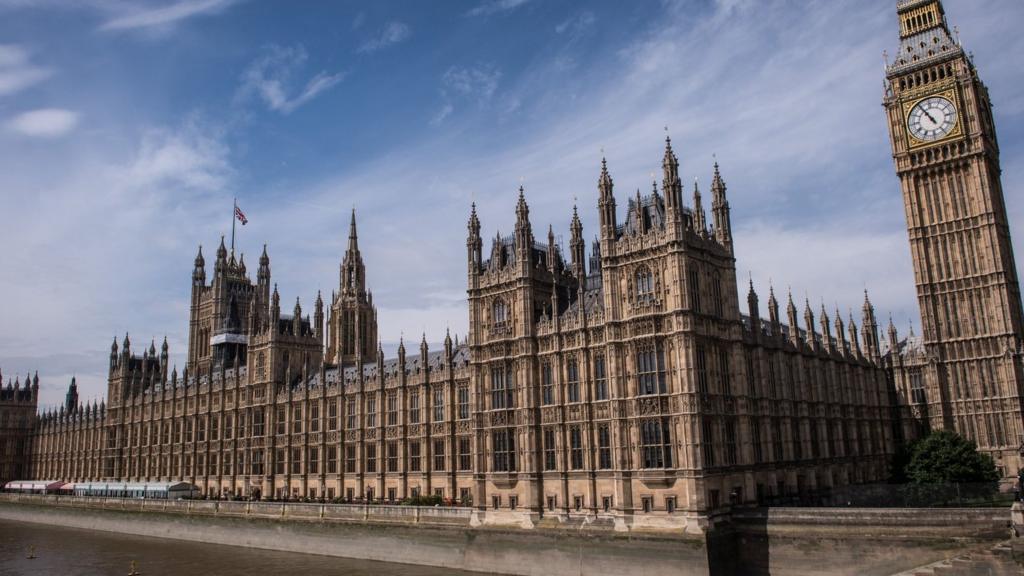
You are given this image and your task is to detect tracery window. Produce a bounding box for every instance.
[636,266,654,300]
[493,298,509,325]
[641,419,672,469]
[490,365,514,409]
[637,343,667,396]
[567,359,581,403]
[492,429,516,472]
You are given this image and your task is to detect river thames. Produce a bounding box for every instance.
[0,520,489,576]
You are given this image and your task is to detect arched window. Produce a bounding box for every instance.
[493,299,509,325]
[636,267,654,300]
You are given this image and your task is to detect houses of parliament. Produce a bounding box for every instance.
[2,1,1022,533]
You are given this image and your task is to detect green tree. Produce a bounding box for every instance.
[904,430,1000,485]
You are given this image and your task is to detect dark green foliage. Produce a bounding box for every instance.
[899,430,1000,485]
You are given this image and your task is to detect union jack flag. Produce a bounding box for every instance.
[234,204,248,225]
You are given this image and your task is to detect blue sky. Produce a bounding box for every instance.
[1,0,1023,409]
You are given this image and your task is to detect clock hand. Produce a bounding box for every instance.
[921,107,939,125]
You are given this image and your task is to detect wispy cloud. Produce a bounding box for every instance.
[238,45,345,114]
[7,108,79,138]
[0,45,52,97]
[431,64,501,125]
[555,10,596,38]
[357,21,410,53]
[125,115,232,191]
[465,0,530,18]
[99,0,239,32]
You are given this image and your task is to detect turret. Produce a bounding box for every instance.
[193,245,206,286]
[110,336,119,371]
[747,279,761,338]
[820,305,833,354]
[215,235,228,274]
[887,315,900,356]
[258,244,271,307]
[570,205,585,289]
[293,297,303,336]
[661,136,683,225]
[834,307,846,355]
[710,162,732,251]
[514,186,533,267]
[271,284,281,324]
[468,203,482,276]
[65,377,79,413]
[848,313,861,358]
[444,328,453,362]
[314,291,324,343]
[861,290,881,361]
[598,158,617,241]
[692,178,707,236]
[804,299,817,351]
[767,286,780,337]
[786,291,800,347]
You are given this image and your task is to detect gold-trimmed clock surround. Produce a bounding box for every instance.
[901,87,963,150]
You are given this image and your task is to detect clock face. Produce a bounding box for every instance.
[908,96,958,142]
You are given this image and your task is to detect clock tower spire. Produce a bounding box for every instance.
[884,0,1024,476]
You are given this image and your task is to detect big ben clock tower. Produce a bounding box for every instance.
[885,0,1024,475]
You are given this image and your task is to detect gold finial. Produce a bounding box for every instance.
[26,545,36,559]
[129,560,141,576]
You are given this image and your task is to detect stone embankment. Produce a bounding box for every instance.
[0,494,1016,576]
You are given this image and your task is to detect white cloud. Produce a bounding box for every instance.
[555,11,596,38]
[0,44,51,97]
[239,45,345,114]
[126,116,232,191]
[466,0,530,17]
[430,103,454,126]
[7,108,79,138]
[442,64,501,103]
[357,21,411,54]
[99,0,239,31]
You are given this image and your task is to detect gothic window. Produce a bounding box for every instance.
[409,441,421,472]
[327,447,338,474]
[636,266,654,300]
[751,418,763,464]
[365,444,376,473]
[387,442,399,473]
[409,390,421,424]
[493,299,509,325]
[490,365,514,409]
[433,439,446,471]
[366,397,376,427]
[457,386,470,420]
[567,359,581,403]
[637,343,667,396]
[252,409,265,436]
[712,274,724,316]
[345,446,356,473]
[292,406,302,434]
[387,393,397,426]
[309,405,320,433]
[598,424,612,469]
[689,269,701,313]
[543,428,557,471]
[641,419,672,469]
[701,418,715,467]
[695,345,709,396]
[346,398,357,429]
[308,447,319,474]
[492,429,516,472]
[541,363,554,406]
[256,352,266,380]
[291,447,302,474]
[725,417,738,466]
[433,387,445,422]
[791,419,803,461]
[594,355,608,401]
[910,370,926,404]
[569,426,584,470]
[328,402,338,431]
[458,437,472,471]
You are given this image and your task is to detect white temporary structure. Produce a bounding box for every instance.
[3,480,66,493]
[66,481,199,499]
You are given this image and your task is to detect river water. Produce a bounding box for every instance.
[0,520,486,576]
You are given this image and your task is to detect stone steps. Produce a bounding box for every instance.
[905,542,1023,576]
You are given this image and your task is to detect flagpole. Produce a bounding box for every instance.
[231,197,237,255]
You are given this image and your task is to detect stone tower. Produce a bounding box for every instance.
[326,209,378,366]
[884,0,1024,474]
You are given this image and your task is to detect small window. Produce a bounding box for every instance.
[636,267,654,299]
[493,299,509,324]
[492,495,501,510]
[642,497,653,513]
[602,496,612,513]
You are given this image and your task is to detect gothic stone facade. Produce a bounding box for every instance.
[0,372,38,485]
[883,0,1024,477]
[19,0,1023,533]
[29,138,893,533]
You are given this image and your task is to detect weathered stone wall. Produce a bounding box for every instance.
[0,495,1013,576]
